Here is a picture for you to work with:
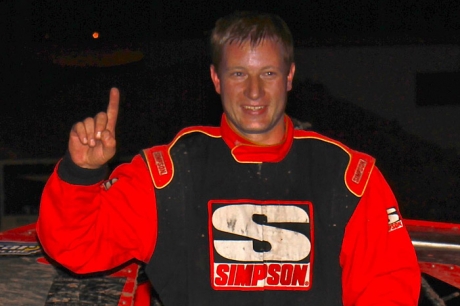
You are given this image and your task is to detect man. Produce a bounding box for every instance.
[37,11,420,305]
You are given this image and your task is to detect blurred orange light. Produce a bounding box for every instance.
[92,32,99,39]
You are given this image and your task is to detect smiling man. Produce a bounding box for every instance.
[37,11,420,305]
[210,39,295,145]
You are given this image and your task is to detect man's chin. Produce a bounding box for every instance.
[227,116,281,137]
[236,124,274,136]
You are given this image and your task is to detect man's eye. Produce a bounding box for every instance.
[232,72,244,77]
[264,71,276,76]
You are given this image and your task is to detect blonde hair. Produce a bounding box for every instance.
[210,11,294,72]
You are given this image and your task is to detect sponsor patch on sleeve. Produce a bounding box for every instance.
[352,159,367,184]
[387,207,404,232]
[101,178,118,190]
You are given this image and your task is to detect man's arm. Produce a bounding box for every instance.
[37,154,157,274]
[36,88,157,274]
[340,167,421,306]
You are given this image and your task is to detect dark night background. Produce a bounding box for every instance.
[1,0,460,303]
[1,0,460,220]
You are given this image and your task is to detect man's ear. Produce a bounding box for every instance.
[287,63,295,91]
[210,65,221,94]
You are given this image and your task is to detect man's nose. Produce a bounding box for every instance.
[245,75,264,100]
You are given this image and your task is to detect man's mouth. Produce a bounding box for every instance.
[243,106,265,111]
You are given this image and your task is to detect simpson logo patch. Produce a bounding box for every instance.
[352,159,367,184]
[209,200,313,291]
[387,207,403,232]
[152,151,168,175]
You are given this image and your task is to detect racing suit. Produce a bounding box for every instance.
[37,114,421,305]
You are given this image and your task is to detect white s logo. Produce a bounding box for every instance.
[212,205,311,262]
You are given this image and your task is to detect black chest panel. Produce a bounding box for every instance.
[146,134,360,306]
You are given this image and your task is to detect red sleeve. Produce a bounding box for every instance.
[36,154,157,274]
[340,167,421,306]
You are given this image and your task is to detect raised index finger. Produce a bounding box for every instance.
[106,87,120,134]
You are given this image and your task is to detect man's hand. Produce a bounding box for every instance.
[69,88,119,169]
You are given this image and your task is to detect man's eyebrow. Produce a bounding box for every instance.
[224,65,282,71]
[222,66,247,72]
[261,65,282,70]
[226,66,245,69]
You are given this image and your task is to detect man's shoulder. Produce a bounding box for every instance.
[140,125,221,189]
[293,129,373,158]
[293,129,376,197]
[149,125,222,151]
[173,125,222,142]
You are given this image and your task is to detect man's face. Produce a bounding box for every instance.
[210,39,295,145]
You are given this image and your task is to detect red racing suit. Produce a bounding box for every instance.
[37,115,420,305]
